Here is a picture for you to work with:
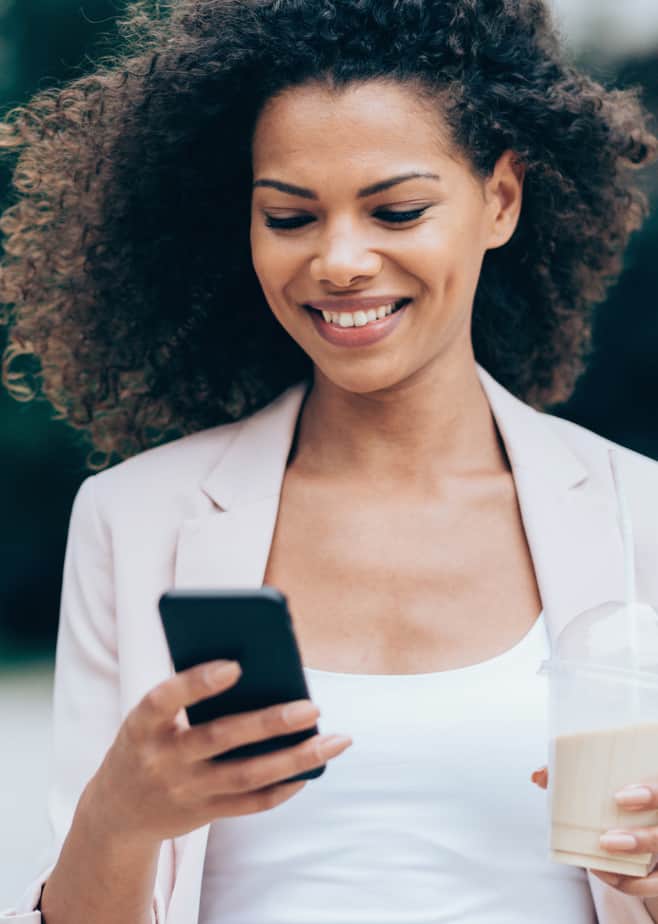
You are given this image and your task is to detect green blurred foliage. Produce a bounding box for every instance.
[0,2,656,660]
[0,0,121,661]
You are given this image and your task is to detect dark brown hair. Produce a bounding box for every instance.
[0,0,656,466]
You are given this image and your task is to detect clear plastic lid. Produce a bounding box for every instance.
[541,601,658,678]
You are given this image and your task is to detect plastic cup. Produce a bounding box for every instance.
[540,657,658,876]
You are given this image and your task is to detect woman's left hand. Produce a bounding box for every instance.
[531,766,658,896]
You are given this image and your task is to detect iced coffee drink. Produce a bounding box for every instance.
[540,600,658,877]
[551,721,658,876]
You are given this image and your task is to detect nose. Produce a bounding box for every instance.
[310,222,383,288]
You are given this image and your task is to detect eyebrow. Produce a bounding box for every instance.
[252,171,441,200]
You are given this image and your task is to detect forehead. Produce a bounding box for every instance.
[251,80,456,180]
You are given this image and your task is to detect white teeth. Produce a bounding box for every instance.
[317,301,403,327]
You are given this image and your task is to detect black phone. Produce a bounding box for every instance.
[158,587,325,782]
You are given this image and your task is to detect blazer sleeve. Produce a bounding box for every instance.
[0,476,166,922]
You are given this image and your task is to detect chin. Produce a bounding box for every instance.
[313,359,410,398]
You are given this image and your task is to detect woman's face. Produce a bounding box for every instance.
[250,80,523,395]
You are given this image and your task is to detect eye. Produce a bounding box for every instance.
[263,206,429,231]
[375,207,429,224]
[264,215,314,230]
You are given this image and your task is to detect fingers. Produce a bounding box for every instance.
[614,783,658,810]
[600,825,658,855]
[136,660,242,730]
[597,821,658,899]
[561,777,658,898]
[589,869,623,889]
[199,731,352,795]
[209,779,309,818]
[588,866,658,898]
[181,699,320,762]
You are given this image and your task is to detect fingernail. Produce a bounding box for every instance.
[615,785,652,806]
[209,660,241,682]
[282,700,319,725]
[600,831,638,851]
[318,734,352,757]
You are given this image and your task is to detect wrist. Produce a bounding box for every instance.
[78,775,161,858]
[40,780,161,924]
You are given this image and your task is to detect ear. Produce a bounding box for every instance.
[483,149,525,250]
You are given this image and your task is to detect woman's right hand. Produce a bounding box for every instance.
[85,659,351,847]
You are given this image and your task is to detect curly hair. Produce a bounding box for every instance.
[0,0,656,466]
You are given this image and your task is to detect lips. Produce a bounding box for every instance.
[307,297,411,348]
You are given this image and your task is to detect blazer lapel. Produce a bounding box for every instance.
[477,366,627,649]
[174,381,309,590]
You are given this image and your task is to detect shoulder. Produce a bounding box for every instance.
[80,381,307,523]
[540,413,658,544]
[86,416,244,517]
[63,420,241,544]
[480,364,658,495]
[541,411,658,484]
[541,413,658,601]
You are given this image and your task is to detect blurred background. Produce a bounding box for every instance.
[0,0,657,909]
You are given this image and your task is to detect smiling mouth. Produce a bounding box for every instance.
[305,297,411,328]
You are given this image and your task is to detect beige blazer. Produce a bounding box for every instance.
[3,365,658,923]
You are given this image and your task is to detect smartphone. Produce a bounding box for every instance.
[158,587,325,782]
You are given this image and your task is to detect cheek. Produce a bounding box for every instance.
[417,214,486,284]
[250,229,298,300]
[249,232,304,336]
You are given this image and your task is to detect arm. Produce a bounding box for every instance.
[0,477,165,922]
[2,475,349,923]
[39,783,160,924]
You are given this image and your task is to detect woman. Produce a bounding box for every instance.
[1,0,658,921]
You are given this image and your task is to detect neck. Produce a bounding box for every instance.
[292,352,509,491]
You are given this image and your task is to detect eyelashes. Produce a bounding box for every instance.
[263,207,429,230]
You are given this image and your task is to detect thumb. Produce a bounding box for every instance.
[531,766,548,789]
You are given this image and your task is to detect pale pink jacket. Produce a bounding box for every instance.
[3,366,658,923]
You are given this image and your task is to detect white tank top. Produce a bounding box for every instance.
[199,614,596,923]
